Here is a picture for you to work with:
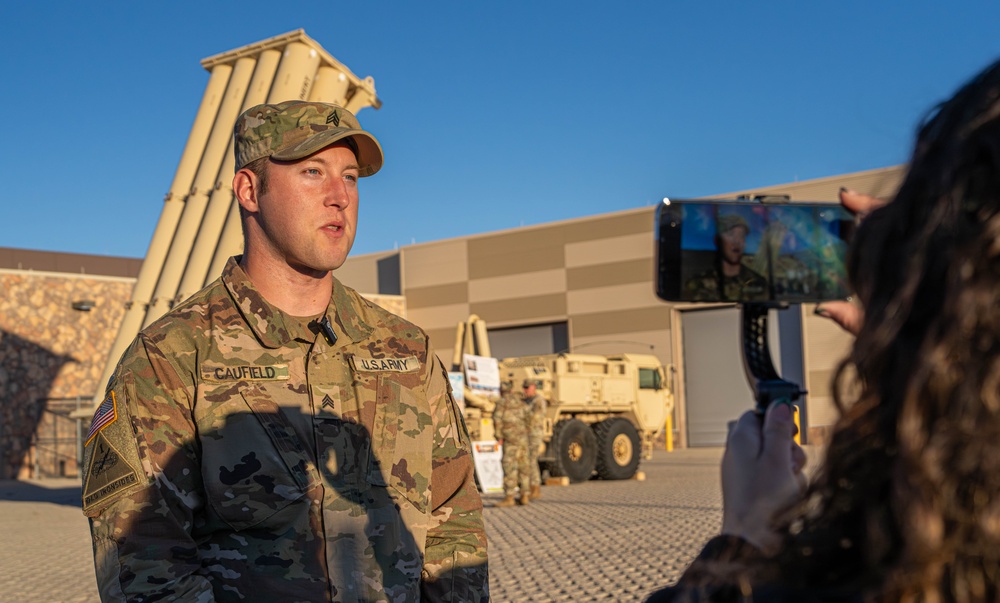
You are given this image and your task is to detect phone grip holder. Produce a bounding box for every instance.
[741,303,806,413]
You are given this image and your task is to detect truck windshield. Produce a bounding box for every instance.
[638,368,661,390]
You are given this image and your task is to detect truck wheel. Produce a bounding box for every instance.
[549,419,597,483]
[594,418,641,480]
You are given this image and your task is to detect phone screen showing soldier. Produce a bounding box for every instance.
[656,199,855,303]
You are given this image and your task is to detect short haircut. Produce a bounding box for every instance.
[243,156,270,196]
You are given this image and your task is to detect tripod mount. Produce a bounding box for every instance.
[741,302,806,413]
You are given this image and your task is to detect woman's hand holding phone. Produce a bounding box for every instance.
[720,402,808,553]
[814,188,886,335]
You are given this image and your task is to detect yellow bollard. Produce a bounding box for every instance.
[793,404,801,445]
[664,414,674,452]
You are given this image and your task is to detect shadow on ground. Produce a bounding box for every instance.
[0,479,82,507]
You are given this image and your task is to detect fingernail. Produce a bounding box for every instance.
[814,305,830,318]
[771,401,792,420]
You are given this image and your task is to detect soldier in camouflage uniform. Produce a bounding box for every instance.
[522,379,546,500]
[684,213,768,302]
[81,101,488,602]
[493,381,532,506]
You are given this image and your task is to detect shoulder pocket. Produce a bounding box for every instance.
[200,383,318,531]
[368,373,432,513]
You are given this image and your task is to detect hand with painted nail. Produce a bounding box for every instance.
[839,187,885,217]
[720,403,807,553]
[814,188,887,335]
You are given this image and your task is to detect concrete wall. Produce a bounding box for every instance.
[0,271,134,479]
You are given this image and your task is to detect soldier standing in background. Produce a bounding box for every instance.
[494,380,533,506]
[523,379,547,500]
[80,101,488,602]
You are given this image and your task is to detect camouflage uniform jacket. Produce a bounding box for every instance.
[492,394,531,447]
[524,394,546,446]
[81,258,488,603]
[684,264,768,302]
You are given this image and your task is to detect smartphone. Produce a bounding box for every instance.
[656,197,855,303]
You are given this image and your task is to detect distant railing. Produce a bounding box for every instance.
[31,396,93,479]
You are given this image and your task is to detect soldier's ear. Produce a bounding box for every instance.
[233,169,260,213]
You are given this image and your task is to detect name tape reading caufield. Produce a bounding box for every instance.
[202,365,290,382]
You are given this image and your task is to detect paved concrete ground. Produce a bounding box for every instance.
[0,447,731,602]
[482,448,726,602]
[0,477,98,603]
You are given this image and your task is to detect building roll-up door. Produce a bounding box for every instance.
[681,306,782,447]
[489,322,569,360]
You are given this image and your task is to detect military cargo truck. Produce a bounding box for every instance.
[453,316,674,483]
[498,353,673,482]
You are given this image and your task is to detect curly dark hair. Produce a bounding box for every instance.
[772,59,1000,601]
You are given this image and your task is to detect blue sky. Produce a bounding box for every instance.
[4,1,1000,259]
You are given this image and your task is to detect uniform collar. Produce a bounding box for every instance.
[222,257,374,348]
[328,275,374,344]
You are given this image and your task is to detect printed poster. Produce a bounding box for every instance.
[471,440,504,493]
[462,354,500,399]
[448,372,465,411]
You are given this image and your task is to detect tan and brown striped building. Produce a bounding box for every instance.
[336,166,904,448]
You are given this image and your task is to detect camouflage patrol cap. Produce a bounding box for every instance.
[522,379,541,388]
[233,101,383,176]
[717,214,749,235]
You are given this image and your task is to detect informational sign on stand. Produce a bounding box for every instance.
[462,354,500,399]
[470,440,504,493]
[447,372,465,411]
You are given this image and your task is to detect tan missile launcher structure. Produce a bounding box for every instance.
[454,316,674,483]
[87,31,381,411]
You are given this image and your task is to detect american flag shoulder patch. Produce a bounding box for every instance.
[85,391,118,446]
